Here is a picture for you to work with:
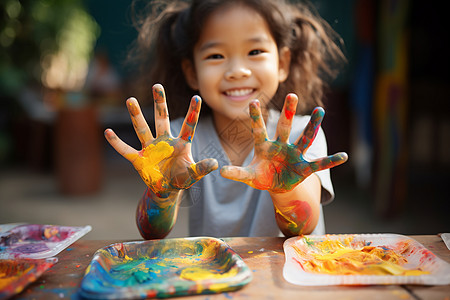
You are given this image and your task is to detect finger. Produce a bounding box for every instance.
[104,129,139,162]
[153,84,171,137]
[188,158,219,180]
[220,165,254,182]
[296,107,325,152]
[126,97,154,147]
[308,152,348,173]
[179,96,201,142]
[249,100,268,145]
[275,93,298,143]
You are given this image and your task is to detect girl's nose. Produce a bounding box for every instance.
[225,60,251,80]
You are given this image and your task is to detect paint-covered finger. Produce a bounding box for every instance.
[309,152,348,173]
[296,107,324,152]
[179,96,201,142]
[275,93,298,143]
[126,97,154,147]
[249,100,268,145]
[189,158,219,180]
[153,84,171,137]
[220,165,254,183]
[104,129,138,161]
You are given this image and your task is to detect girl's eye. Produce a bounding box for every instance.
[249,49,263,56]
[206,54,223,59]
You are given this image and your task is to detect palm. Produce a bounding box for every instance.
[221,94,347,193]
[246,142,312,193]
[105,84,217,197]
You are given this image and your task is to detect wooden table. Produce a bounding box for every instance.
[11,235,450,300]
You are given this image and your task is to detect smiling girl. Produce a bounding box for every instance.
[105,0,348,239]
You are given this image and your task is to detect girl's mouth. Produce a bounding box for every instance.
[224,88,255,101]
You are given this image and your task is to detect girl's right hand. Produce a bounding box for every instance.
[104,84,218,198]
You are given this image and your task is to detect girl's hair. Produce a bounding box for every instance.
[128,0,346,118]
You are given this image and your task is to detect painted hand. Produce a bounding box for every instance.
[221,94,348,193]
[105,84,218,198]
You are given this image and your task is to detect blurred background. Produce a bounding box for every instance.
[0,0,449,240]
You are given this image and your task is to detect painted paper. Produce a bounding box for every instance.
[0,257,57,300]
[283,234,450,286]
[79,237,252,299]
[0,224,91,259]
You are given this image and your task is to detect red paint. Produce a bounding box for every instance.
[285,108,295,120]
[187,110,196,124]
[292,200,312,224]
[276,200,312,232]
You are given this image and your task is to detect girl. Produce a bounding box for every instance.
[105,0,348,239]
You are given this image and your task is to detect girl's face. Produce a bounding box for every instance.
[183,4,290,121]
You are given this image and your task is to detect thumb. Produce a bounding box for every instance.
[189,158,219,180]
[220,166,254,183]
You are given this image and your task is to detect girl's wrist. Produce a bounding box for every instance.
[145,187,183,204]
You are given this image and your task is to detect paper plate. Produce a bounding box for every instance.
[0,224,92,259]
[0,257,58,300]
[283,234,450,286]
[79,237,252,299]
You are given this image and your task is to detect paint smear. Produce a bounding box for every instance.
[80,237,252,299]
[126,141,174,192]
[292,237,429,276]
[180,267,239,281]
[284,234,450,286]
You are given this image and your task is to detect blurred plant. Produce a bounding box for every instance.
[0,0,100,97]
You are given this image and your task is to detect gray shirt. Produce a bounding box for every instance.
[171,109,334,237]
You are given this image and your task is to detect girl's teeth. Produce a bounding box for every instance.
[226,89,252,97]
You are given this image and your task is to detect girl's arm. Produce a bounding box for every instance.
[269,174,321,236]
[105,84,217,239]
[136,189,182,239]
[221,94,347,236]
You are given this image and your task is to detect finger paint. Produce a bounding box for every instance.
[152,86,165,103]
[284,95,297,120]
[297,108,323,152]
[126,141,174,194]
[79,238,252,298]
[274,200,312,235]
[136,189,179,239]
[179,266,239,281]
[0,258,57,299]
[0,225,91,259]
[293,237,429,276]
[127,100,140,116]
[180,97,200,142]
[0,262,34,289]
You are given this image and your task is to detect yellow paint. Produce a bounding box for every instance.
[294,238,429,276]
[0,264,34,289]
[180,267,238,281]
[209,282,232,292]
[84,264,91,275]
[274,205,297,228]
[126,141,174,191]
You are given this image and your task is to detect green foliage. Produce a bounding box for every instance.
[0,0,100,96]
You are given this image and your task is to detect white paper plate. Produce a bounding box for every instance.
[283,234,450,286]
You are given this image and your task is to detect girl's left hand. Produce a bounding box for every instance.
[220,94,348,193]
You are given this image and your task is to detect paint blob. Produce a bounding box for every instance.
[80,237,252,299]
[283,234,450,286]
